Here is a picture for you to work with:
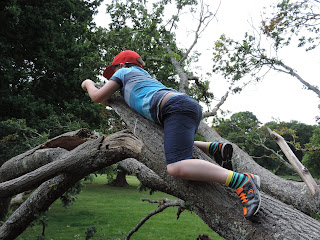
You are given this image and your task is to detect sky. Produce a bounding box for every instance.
[94,0,320,126]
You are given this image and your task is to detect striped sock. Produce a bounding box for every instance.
[225,171,248,189]
[207,142,219,155]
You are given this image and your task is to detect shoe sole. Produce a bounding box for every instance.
[221,143,233,169]
[221,143,233,160]
[252,175,261,216]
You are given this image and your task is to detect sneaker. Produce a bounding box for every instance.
[236,173,261,218]
[210,142,233,167]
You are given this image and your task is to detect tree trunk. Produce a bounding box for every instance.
[0,129,89,220]
[197,121,320,215]
[108,95,320,240]
[1,97,320,239]
[109,169,129,187]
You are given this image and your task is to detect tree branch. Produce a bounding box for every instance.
[119,158,172,194]
[267,128,320,196]
[179,0,217,63]
[252,141,294,171]
[202,91,229,118]
[126,198,186,240]
[162,43,189,93]
[275,61,320,98]
[197,120,320,214]
[0,130,144,239]
[0,130,143,199]
[109,95,320,239]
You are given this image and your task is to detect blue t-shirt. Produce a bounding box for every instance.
[110,66,179,125]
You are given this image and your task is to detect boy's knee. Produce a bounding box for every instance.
[167,163,186,179]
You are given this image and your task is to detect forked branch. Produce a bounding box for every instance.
[126,198,186,240]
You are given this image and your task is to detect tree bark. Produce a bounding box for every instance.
[197,121,320,215]
[0,129,91,220]
[108,95,320,240]
[1,97,320,239]
[109,169,129,187]
[0,130,143,239]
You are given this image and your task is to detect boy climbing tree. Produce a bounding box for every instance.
[81,50,261,218]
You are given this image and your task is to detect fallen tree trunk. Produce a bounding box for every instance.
[108,95,320,240]
[1,97,320,239]
[197,121,320,215]
[0,129,92,220]
[0,130,143,239]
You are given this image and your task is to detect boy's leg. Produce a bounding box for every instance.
[167,160,261,218]
[194,141,233,167]
[167,159,229,183]
[194,141,210,154]
[161,95,261,218]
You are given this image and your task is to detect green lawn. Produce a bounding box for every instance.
[18,175,223,240]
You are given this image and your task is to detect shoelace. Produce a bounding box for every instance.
[236,187,250,203]
[239,191,248,203]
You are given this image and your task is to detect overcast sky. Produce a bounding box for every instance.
[95,0,320,125]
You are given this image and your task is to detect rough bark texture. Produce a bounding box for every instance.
[197,121,320,215]
[108,95,320,240]
[0,130,143,240]
[0,129,91,220]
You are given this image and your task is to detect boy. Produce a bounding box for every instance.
[81,50,261,218]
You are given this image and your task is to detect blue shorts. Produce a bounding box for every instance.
[160,94,202,165]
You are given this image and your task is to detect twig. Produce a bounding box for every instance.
[126,198,186,240]
[202,91,229,118]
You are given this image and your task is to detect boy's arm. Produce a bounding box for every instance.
[81,79,120,105]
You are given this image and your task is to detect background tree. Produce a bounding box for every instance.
[0,0,108,162]
[214,111,317,176]
[211,0,320,100]
[302,125,320,178]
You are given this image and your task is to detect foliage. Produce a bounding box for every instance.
[262,0,320,51]
[212,0,320,98]
[0,119,48,165]
[212,33,276,86]
[0,0,107,163]
[302,125,320,178]
[104,0,214,103]
[214,111,317,175]
[60,180,85,208]
[85,225,97,240]
[105,0,181,88]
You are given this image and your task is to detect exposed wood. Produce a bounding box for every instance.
[0,130,143,199]
[201,91,229,118]
[267,128,320,196]
[0,129,93,220]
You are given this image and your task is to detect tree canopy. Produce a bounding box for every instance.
[0,0,108,161]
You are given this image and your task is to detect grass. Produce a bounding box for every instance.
[17,175,224,240]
